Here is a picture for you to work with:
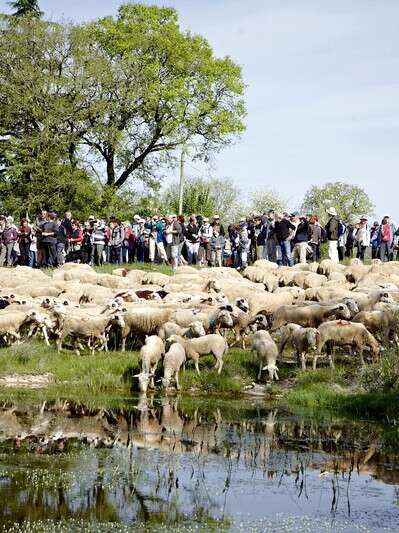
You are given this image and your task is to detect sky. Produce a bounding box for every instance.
[1,0,398,217]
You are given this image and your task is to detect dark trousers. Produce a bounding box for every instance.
[19,242,30,266]
[42,242,56,267]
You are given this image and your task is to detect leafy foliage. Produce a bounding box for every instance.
[8,0,42,18]
[162,176,242,219]
[248,189,287,215]
[0,3,245,218]
[301,181,375,224]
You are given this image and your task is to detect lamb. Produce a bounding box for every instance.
[167,334,227,374]
[0,311,50,345]
[162,342,186,389]
[278,323,319,369]
[136,335,165,391]
[314,320,380,369]
[157,321,206,341]
[272,303,351,330]
[249,330,279,380]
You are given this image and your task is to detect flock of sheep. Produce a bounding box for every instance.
[0,257,398,392]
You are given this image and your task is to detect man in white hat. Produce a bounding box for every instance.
[325,207,339,263]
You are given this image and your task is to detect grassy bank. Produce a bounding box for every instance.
[0,340,260,403]
[2,339,399,422]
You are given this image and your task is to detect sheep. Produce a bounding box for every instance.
[167,334,227,374]
[120,307,175,351]
[55,311,125,355]
[136,335,165,392]
[162,342,186,389]
[0,311,49,345]
[249,330,279,381]
[142,272,170,287]
[157,321,206,341]
[272,303,351,330]
[278,323,319,369]
[171,306,232,332]
[314,320,380,369]
[352,310,399,344]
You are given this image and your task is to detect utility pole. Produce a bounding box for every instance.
[178,147,185,215]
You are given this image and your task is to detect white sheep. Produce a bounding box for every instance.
[162,342,186,390]
[158,321,206,341]
[250,330,279,381]
[136,335,165,392]
[167,334,228,375]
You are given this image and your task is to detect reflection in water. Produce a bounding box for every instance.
[0,396,399,531]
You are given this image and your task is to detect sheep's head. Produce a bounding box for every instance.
[380,291,394,304]
[255,315,269,330]
[342,297,359,317]
[262,363,279,380]
[188,321,206,338]
[165,334,183,349]
[334,304,351,320]
[133,372,152,393]
[217,310,234,328]
[235,297,250,313]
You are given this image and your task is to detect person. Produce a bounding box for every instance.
[292,213,309,264]
[0,216,17,266]
[265,210,277,262]
[176,215,187,265]
[121,221,134,263]
[325,207,339,263]
[345,224,356,258]
[370,221,380,259]
[238,218,250,268]
[211,214,225,236]
[308,215,322,262]
[17,218,31,266]
[185,216,200,265]
[147,215,168,264]
[109,220,124,264]
[254,216,267,261]
[274,213,295,267]
[378,215,394,262]
[35,209,48,267]
[29,227,38,268]
[210,228,224,267]
[355,215,370,261]
[170,214,182,270]
[56,220,68,266]
[337,219,347,261]
[198,217,212,266]
[228,224,240,268]
[68,220,83,260]
[91,218,107,265]
[81,222,93,264]
[60,211,73,239]
[40,212,58,267]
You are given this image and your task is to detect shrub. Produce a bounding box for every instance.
[359,351,399,393]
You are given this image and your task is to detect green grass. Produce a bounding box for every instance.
[94,261,173,276]
[0,341,259,401]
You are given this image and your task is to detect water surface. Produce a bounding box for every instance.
[0,396,398,532]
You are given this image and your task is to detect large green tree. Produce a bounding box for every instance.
[0,3,245,217]
[8,0,42,18]
[77,3,245,189]
[301,181,375,224]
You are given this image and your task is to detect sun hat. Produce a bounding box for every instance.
[213,214,220,219]
[327,207,337,216]
[360,215,368,220]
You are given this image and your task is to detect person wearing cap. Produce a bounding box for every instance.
[325,207,339,263]
[292,213,309,264]
[378,215,395,262]
[146,215,168,264]
[211,215,225,237]
[355,215,370,261]
[198,217,212,266]
[370,220,380,259]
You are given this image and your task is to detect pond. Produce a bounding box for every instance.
[0,395,399,532]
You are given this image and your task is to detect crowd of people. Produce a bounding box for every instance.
[0,208,397,269]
